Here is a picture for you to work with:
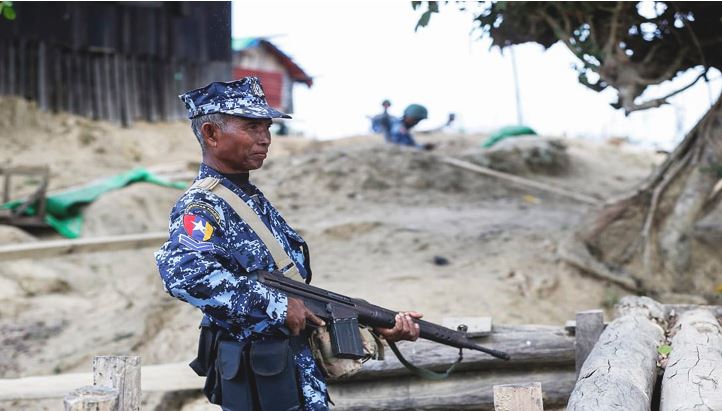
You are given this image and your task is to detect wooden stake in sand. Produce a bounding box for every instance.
[493,382,544,411]
[92,356,141,411]
[63,386,118,411]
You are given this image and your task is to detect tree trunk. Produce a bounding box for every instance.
[565,95,722,294]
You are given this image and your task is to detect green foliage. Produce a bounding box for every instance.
[413,1,722,113]
[1,1,16,21]
[657,344,672,356]
[413,1,439,31]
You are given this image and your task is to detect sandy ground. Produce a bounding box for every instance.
[0,97,664,409]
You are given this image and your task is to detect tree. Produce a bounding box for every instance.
[415,1,722,296]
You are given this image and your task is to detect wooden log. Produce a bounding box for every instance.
[63,386,118,411]
[566,296,665,411]
[440,156,599,205]
[347,325,574,382]
[574,310,604,377]
[494,382,544,411]
[0,325,573,401]
[660,309,722,411]
[331,369,572,411]
[93,356,140,411]
[0,231,168,261]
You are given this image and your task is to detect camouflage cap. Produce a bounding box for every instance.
[179,77,291,119]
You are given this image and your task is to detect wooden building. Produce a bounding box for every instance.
[0,2,232,126]
[232,37,313,115]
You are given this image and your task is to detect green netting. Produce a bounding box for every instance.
[482,125,538,148]
[1,167,187,238]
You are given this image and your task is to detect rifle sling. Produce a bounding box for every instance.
[191,177,304,283]
[386,340,463,381]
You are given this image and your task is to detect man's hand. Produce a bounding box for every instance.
[375,311,423,343]
[285,297,325,336]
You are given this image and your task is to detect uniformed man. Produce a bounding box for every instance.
[155,77,422,410]
[382,103,434,150]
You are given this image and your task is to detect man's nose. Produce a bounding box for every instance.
[258,130,271,145]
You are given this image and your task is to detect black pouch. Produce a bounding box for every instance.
[250,338,302,411]
[189,318,223,404]
[217,340,254,410]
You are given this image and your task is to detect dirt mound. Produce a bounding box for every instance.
[83,184,183,236]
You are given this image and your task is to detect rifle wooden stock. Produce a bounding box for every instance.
[252,271,510,360]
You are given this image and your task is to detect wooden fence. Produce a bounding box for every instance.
[0,38,229,126]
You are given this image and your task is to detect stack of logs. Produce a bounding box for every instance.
[567,296,722,411]
[54,296,722,410]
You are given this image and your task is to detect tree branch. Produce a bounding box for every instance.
[622,69,707,114]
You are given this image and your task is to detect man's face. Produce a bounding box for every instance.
[206,116,273,172]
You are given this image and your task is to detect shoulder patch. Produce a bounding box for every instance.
[183,214,215,241]
[184,201,222,225]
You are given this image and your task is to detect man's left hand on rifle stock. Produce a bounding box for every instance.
[374,311,423,343]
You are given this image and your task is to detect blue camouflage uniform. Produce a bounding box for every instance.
[384,116,421,147]
[155,77,328,410]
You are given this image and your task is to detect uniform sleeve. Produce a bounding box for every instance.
[389,124,419,147]
[154,194,288,335]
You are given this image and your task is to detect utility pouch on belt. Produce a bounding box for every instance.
[250,338,302,411]
[189,318,224,404]
[217,340,254,410]
[310,325,384,379]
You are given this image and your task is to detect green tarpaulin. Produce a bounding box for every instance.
[1,167,187,238]
[482,125,538,148]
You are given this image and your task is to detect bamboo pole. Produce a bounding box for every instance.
[440,156,599,205]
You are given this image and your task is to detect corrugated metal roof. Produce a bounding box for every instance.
[232,36,313,87]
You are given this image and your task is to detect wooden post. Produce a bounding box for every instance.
[574,309,604,377]
[660,309,722,411]
[493,382,544,411]
[63,386,118,411]
[566,296,665,411]
[92,356,141,411]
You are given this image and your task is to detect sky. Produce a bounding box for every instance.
[232,1,722,150]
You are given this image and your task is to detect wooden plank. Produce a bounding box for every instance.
[18,39,27,98]
[566,296,665,411]
[7,41,16,95]
[330,369,572,411]
[660,309,722,411]
[93,356,140,411]
[37,42,49,111]
[0,362,201,400]
[440,156,599,205]
[63,386,118,411]
[92,55,103,120]
[104,53,116,123]
[0,231,168,261]
[493,382,544,411]
[574,309,604,377]
[119,56,132,127]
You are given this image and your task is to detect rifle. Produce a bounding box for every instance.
[251,270,510,362]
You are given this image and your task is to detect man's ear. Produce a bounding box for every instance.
[200,122,219,148]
